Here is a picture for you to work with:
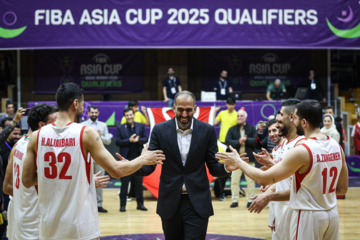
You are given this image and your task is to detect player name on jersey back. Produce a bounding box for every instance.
[40,137,75,147]
[316,152,341,162]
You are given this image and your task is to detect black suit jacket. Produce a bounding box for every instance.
[115,122,148,159]
[225,123,256,163]
[136,118,228,219]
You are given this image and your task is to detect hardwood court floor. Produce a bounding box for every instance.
[99,188,360,239]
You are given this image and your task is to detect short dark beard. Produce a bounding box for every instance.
[278,125,288,137]
[296,124,304,136]
[90,116,97,122]
[176,116,192,130]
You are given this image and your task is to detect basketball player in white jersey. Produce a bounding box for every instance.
[3,104,57,239]
[249,119,284,233]
[216,99,348,240]
[21,83,165,240]
[249,99,306,239]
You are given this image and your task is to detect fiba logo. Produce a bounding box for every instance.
[0,11,26,38]
[326,4,360,38]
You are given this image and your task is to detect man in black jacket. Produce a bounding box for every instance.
[116,108,148,212]
[135,91,236,240]
[226,108,257,208]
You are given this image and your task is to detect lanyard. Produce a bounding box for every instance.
[218,80,227,89]
[168,77,176,87]
[5,141,12,150]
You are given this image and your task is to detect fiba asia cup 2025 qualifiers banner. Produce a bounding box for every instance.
[34,49,144,93]
[0,0,360,48]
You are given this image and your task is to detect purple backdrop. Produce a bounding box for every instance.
[34,49,143,93]
[1,1,360,49]
[203,49,312,93]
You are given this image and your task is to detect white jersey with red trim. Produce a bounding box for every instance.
[12,136,40,239]
[290,136,343,211]
[276,136,305,194]
[36,123,99,240]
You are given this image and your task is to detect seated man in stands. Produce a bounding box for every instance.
[266,79,286,101]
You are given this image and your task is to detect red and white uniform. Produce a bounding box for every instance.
[36,123,99,240]
[11,136,39,239]
[288,136,343,240]
[272,135,305,240]
[268,139,285,230]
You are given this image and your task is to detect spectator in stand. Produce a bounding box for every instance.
[116,108,148,212]
[163,67,182,107]
[214,70,233,100]
[351,114,360,155]
[81,105,113,213]
[324,106,343,146]
[255,115,276,153]
[266,79,286,101]
[226,108,257,208]
[213,97,237,201]
[121,100,150,126]
[0,101,15,122]
[321,115,340,143]
[303,69,326,102]
[335,117,346,150]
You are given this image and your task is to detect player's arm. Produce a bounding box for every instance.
[22,131,38,188]
[3,147,15,196]
[336,148,348,195]
[83,127,164,179]
[216,145,308,186]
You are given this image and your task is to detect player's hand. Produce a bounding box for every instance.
[141,144,165,165]
[115,153,129,162]
[14,107,25,123]
[97,130,102,137]
[94,171,110,189]
[260,185,271,192]
[248,194,270,214]
[253,148,275,169]
[216,146,242,167]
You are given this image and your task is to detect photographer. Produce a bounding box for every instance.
[255,118,276,152]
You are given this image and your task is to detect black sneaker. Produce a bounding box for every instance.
[120,206,126,212]
[98,206,108,213]
[218,193,226,201]
[230,202,238,208]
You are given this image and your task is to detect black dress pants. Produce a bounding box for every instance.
[120,175,144,206]
[161,194,209,240]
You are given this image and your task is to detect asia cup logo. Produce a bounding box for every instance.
[326,4,360,38]
[0,11,26,38]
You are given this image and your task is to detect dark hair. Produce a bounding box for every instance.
[88,105,98,111]
[295,100,323,129]
[123,108,134,116]
[128,101,139,108]
[282,98,301,114]
[5,101,14,108]
[55,83,83,111]
[325,106,334,111]
[267,119,277,128]
[0,117,13,128]
[27,104,58,131]
[174,91,196,106]
[226,97,235,105]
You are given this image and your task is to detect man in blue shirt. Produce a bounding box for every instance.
[163,67,182,107]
